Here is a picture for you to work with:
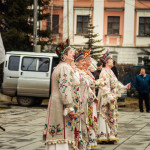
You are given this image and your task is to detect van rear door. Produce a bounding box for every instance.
[2,55,20,96]
[17,56,52,98]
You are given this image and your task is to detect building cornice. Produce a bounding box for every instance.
[74,7,93,10]
[104,7,124,11]
[135,8,150,12]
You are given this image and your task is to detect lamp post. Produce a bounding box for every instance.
[33,0,38,52]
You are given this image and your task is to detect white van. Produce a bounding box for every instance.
[1,51,59,106]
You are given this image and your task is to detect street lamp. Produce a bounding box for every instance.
[33,0,38,52]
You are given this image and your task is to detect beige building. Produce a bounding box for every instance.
[41,0,150,65]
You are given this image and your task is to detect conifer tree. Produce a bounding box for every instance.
[83,14,105,60]
[0,0,52,52]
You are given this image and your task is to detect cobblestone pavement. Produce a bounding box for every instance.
[0,106,150,150]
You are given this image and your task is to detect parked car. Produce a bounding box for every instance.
[1,51,59,106]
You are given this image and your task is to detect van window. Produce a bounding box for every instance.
[38,58,49,72]
[8,56,20,71]
[22,57,50,72]
[22,57,37,71]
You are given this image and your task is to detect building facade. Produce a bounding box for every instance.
[42,0,150,65]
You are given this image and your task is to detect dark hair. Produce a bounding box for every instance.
[140,67,145,70]
[102,62,106,67]
[75,56,85,62]
[97,61,102,67]
[113,61,116,65]
[102,57,112,67]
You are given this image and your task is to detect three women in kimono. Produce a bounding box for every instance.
[44,40,100,150]
[44,39,130,150]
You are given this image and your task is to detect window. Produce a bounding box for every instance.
[77,15,89,34]
[38,58,49,72]
[8,56,20,71]
[143,56,149,65]
[138,57,142,65]
[22,57,50,72]
[139,17,150,36]
[47,15,59,34]
[108,16,120,35]
[22,57,37,71]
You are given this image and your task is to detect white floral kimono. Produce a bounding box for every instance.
[45,62,81,150]
[75,68,96,149]
[77,68,104,149]
[85,69,98,148]
[97,67,126,143]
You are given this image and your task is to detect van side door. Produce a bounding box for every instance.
[2,55,20,96]
[17,56,52,98]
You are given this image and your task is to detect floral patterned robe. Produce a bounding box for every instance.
[76,68,96,147]
[45,62,81,150]
[76,68,104,149]
[97,67,126,142]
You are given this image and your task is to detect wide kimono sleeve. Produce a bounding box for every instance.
[88,87,96,102]
[99,70,116,105]
[116,81,127,97]
[89,78,106,88]
[58,65,74,116]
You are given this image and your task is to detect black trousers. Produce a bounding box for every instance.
[139,93,149,112]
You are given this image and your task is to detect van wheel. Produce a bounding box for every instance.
[35,98,43,106]
[17,96,35,107]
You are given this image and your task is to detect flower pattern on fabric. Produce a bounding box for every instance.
[101,103,117,129]
[58,70,73,104]
[46,62,83,149]
[88,102,93,127]
[97,132,106,138]
[49,124,63,137]
[98,67,126,133]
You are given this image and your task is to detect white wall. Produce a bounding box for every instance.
[123,0,135,46]
[108,47,138,65]
[136,10,150,46]
[93,0,104,45]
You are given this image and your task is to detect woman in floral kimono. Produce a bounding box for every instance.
[83,49,99,148]
[74,49,96,149]
[45,39,82,150]
[74,49,104,149]
[97,50,130,144]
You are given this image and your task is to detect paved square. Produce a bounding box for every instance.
[0,106,150,150]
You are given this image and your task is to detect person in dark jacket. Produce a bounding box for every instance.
[93,61,102,96]
[135,68,150,112]
[111,61,118,79]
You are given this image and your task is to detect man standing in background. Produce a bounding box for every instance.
[0,33,5,64]
[135,68,150,113]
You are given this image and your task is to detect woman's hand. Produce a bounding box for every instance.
[126,83,131,90]
[68,111,75,119]
[110,99,116,103]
